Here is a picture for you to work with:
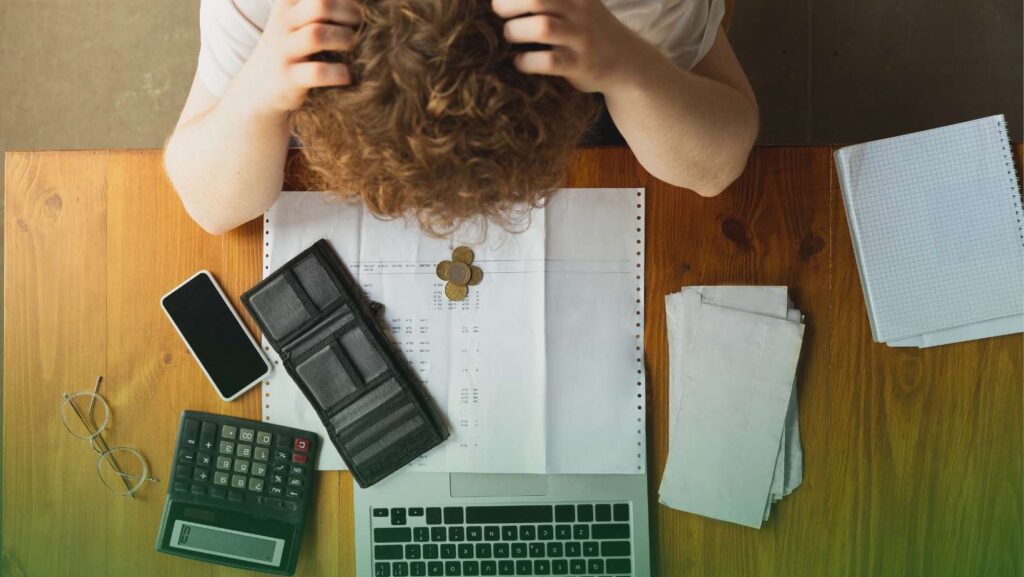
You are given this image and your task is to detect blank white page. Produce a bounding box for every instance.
[835,115,1024,342]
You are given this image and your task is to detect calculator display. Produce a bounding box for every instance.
[171,520,284,567]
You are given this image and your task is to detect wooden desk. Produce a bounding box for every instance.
[4,148,1021,577]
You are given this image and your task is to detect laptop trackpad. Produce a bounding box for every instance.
[450,474,550,498]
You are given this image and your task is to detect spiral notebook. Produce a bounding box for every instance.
[834,115,1024,345]
[260,188,646,474]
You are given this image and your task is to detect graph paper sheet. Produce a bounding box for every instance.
[835,115,1024,343]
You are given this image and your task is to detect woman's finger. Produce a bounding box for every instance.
[491,0,568,19]
[504,14,576,47]
[513,46,577,76]
[287,0,362,30]
[286,23,356,59]
[289,61,352,88]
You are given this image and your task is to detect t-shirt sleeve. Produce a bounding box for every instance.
[196,0,268,97]
[661,0,726,70]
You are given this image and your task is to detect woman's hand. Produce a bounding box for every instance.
[232,0,363,117]
[492,0,653,93]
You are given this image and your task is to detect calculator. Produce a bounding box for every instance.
[155,411,319,575]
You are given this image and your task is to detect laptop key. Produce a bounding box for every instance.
[423,544,439,560]
[591,523,630,540]
[554,505,575,523]
[475,543,492,558]
[565,542,581,557]
[498,560,515,575]
[375,545,404,560]
[444,507,464,525]
[516,560,533,575]
[393,562,409,576]
[552,559,568,575]
[511,542,527,558]
[458,544,474,559]
[409,507,425,517]
[493,543,509,558]
[375,562,391,576]
[520,525,536,541]
[602,540,631,557]
[463,560,480,576]
[484,526,500,541]
[375,528,412,543]
[576,505,593,523]
[426,508,442,525]
[414,528,430,543]
[569,559,586,575]
[374,508,390,518]
[537,525,553,540]
[405,544,421,560]
[605,558,631,574]
[481,560,497,575]
[445,560,462,576]
[613,503,629,521]
[391,508,407,526]
[583,541,599,557]
[441,544,456,559]
[449,527,465,542]
[502,526,518,541]
[555,525,571,540]
[528,543,544,558]
[534,559,551,575]
[595,504,611,522]
[465,505,553,524]
[546,542,563,557]
[588,559,604,573]
[572,525,589,540]
[431,527,447,542]
[427,561,443,576]
[410,561,426,576]
[467,526,482,541]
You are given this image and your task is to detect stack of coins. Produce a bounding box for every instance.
[436,246,483,301]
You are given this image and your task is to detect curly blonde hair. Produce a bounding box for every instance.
[291,0,599,236]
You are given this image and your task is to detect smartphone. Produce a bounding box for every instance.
[161,271,272,401]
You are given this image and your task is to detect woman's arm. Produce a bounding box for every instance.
[165,0,361,234]
[494,0,758,196]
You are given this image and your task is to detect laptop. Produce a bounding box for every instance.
[355,471,651,576]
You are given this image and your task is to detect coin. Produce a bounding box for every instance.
[468,265,483,286]
[445,282,468,301]
[436,260,453,281]
[452,246,475,265]
[448,261,472,286]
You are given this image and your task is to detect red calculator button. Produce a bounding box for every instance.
[293,438,310,452]
[292,453,308,464]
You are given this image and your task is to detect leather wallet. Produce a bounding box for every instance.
[242,239,449,487]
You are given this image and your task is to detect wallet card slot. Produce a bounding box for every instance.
[340,327,389,382]
[294,341,360,409]
[247,275,313,342]
[349,414,426,468]
[283,269,321,318]
[294,253,343,310]
[327,378,403,433]
[283,306,356,360]
[340,402,418,456]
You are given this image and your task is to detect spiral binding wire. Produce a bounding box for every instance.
[997,117,1024,244]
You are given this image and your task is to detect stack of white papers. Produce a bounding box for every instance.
[659,286,805,528]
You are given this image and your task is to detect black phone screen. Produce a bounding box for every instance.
[162,273,270,399]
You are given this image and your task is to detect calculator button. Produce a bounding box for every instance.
[287,477,304,488]
[239,428,255,442]
[248,478,265,492]
[199,421,217,448]
[272,461,288,472]
[269,485,284,496]
[231,475,247,489]
[179,450,195,464]
[190,484,206,495]
[289,464,305,476]
[292,453,308,465]
[176,465,193,479]
[256,431,273,445]
[233,459,250,474]
[183,418,200,448]
[219,441,235,455]
[213,472,230,486]
[228,491,244,502]
[271,473,286,485]
[275,434,292,449]
[284,501,298,512]
[193,469,210,483]
[251,462,268,477]
[221,425,237,440]
[286,487,302,499]
[173,481,189,493]
[293,438,311,452]
[237,444,253,458]
[253,447,270,462]
[216,456,232,470]
[197,452,212,467]
[210,487,227,499]
[273,450,289,461]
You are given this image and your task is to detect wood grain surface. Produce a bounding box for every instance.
[4,147,1021,577]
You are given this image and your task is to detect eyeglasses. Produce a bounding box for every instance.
[59,376,159,498]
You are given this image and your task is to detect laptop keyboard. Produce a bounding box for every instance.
[370,503,633,576]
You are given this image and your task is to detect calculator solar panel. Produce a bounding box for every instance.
[156,411,319,575]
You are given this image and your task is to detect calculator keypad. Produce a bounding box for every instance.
[175,415,314,511]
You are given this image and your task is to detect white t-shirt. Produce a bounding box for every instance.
[197,0,724,97]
